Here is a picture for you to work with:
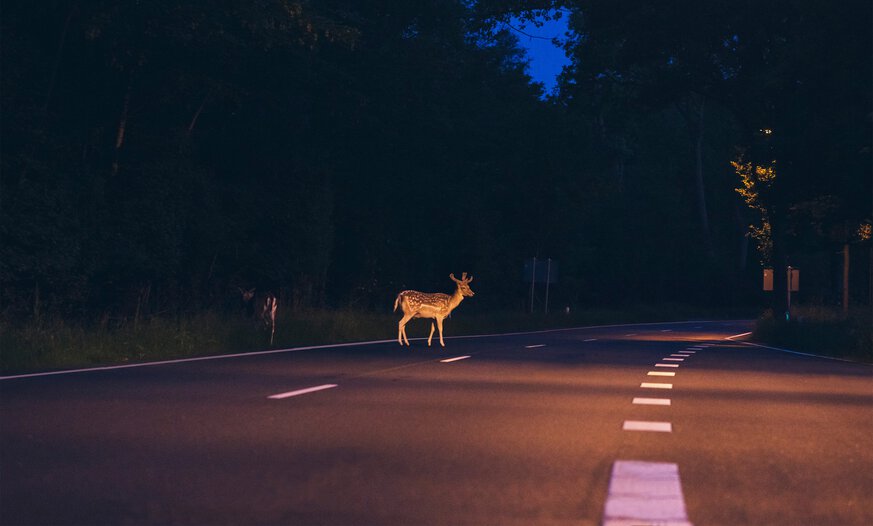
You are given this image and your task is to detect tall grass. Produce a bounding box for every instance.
[752,305,873,363]
[0,310,394,374]
[1,303,752,375]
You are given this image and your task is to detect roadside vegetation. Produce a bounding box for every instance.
[752,306,873,364]
[4,303,869,375]
[1,303,751,375]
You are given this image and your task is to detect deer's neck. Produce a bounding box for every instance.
[448,287,465,312]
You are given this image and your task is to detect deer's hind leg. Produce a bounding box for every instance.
[427,322,436,346]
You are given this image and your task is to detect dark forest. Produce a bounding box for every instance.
[2,0,871,325]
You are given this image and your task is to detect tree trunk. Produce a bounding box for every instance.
[676,94,715,260]
[33,280,41,322]
[43,5,77,113]
[769,206,787,317]
[842,243,849,315]
[111,83,132,177]
[692,96,714,259]
[186,90,211,138]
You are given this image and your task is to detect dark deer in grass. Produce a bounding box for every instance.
[239,287,278,345]
[393,273,474,347]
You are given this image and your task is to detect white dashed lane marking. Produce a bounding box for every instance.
[602,460,693,526]
[440,356,470,363]
[525,344,546,348]
[641,382,673,389]
[633,397,671,406]
[268,384,338,400]
[623,421,672,432]
[610,336,699,523]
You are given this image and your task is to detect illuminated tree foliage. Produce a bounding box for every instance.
[732,156,776,265]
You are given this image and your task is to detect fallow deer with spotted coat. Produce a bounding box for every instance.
[393,273,474,347]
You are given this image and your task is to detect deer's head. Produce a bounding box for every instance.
[239,287,256,302]
[450,273,475,297]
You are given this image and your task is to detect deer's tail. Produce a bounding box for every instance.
[393,293,403,312]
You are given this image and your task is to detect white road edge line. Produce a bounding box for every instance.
[725,336,870,364]
[440,355,471,363]
[268,384,338,400]
[602,460,693,526]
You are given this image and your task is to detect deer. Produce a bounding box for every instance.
[393,273,474,347]
[239,287,278,345]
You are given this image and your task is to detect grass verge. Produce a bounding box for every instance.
[751,305,872,364]
[2,303,751,375]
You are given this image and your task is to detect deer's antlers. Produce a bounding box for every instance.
[450,272,473,283]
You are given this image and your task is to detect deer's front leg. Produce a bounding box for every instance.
[436,317,445,347]
[427,322,435,346]
[398,314,413,346]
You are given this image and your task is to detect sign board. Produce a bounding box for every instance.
[523,258,558,284]
[762,268,773,291]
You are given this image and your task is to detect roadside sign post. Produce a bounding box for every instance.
[529,257,537,314]
[785,266,799,320]
[523,258,559,314]
[544,258,552,315]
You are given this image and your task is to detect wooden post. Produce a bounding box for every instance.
[529,257,536,314]
[842,243,850,315]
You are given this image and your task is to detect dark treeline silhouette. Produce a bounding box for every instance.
[1,0,870,323]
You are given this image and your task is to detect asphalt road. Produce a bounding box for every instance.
[1,320,871,525]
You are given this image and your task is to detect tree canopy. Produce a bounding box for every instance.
[1,0,869,321]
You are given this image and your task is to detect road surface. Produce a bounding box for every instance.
[2,320,871,525]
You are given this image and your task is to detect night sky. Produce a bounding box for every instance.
[511,15,572,95]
